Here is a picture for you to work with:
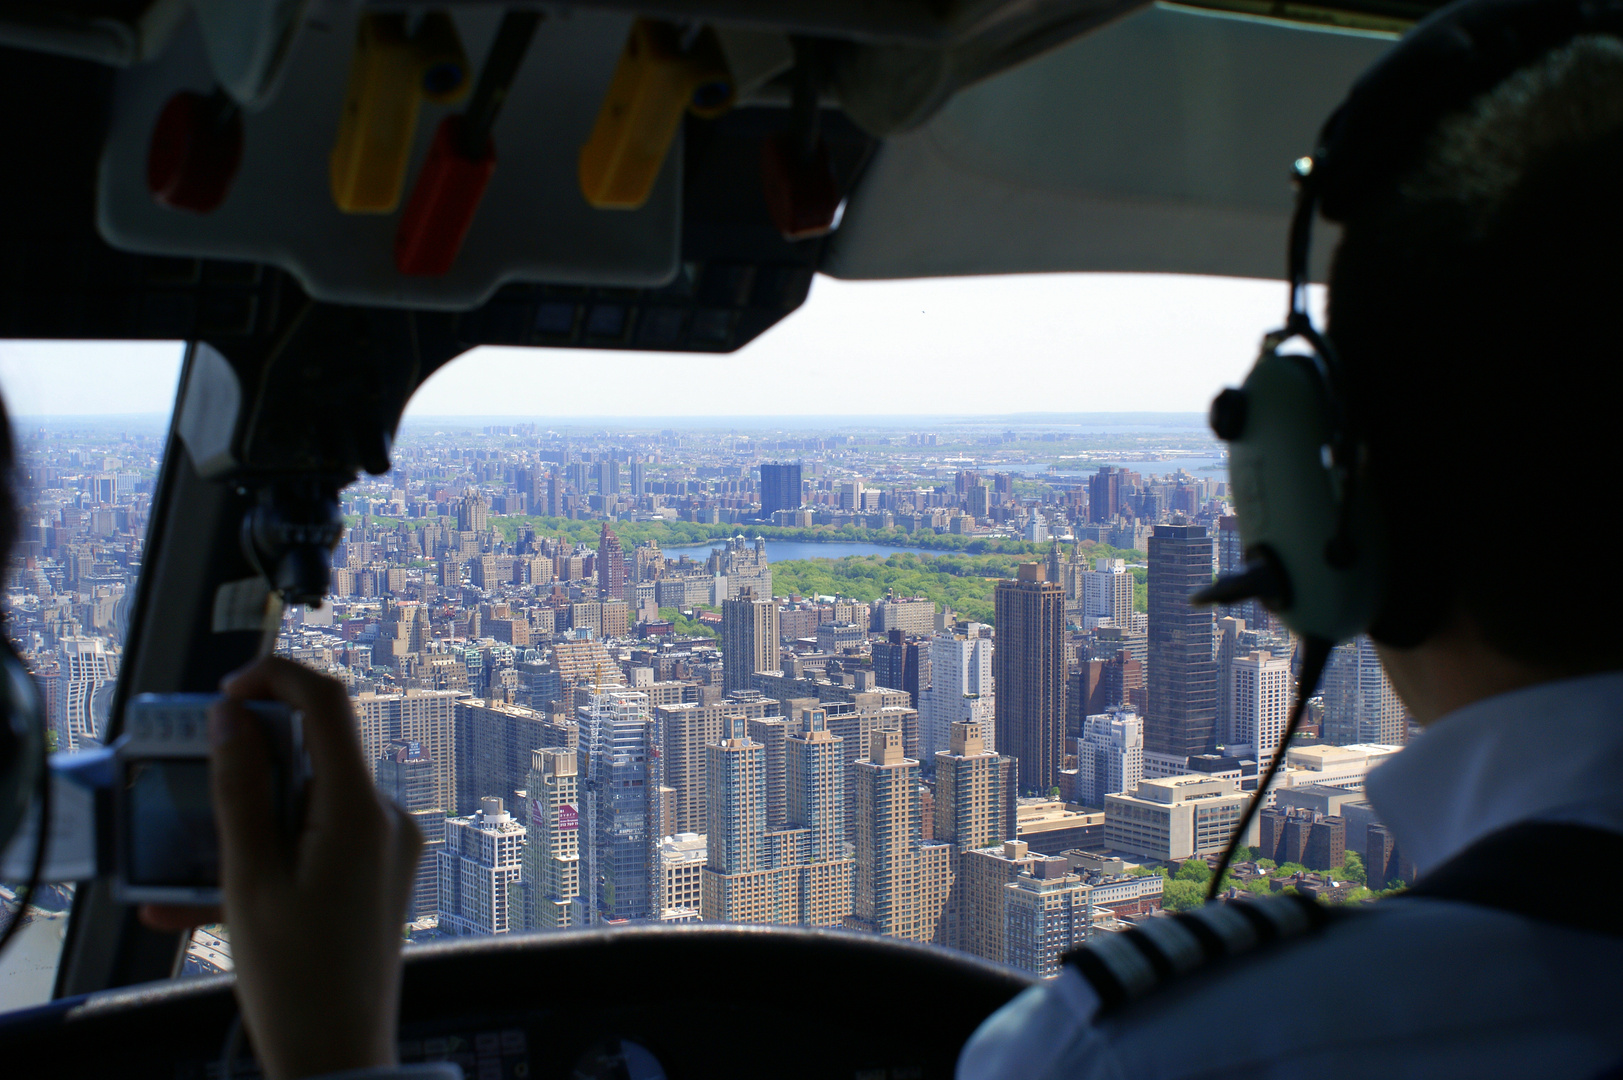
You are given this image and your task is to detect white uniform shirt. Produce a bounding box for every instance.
[957,671,1623,1080]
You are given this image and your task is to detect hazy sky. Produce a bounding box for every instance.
[0,273,1315,419]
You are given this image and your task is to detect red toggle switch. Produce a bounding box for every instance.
[146,90,243,214]
[395,11,540,277]
[395,115,496,276]
[760,132,840,241]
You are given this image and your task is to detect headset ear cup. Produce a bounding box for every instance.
[1221,346,1386,642]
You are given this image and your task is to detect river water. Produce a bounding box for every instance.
[997,456,1227,477]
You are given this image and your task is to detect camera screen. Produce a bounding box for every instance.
[125,758,219,887]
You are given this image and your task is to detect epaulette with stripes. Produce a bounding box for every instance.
[1060,893,1335,1016]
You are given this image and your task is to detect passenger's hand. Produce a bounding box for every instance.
[146,656,421,1080]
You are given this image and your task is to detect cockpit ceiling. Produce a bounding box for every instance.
[4,0,1421,321]
[825,3,1395,283]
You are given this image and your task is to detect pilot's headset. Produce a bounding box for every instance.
[1200,0,1623,898]
[1204,0,1623,645]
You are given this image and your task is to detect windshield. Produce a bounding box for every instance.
[0,344,183,1007]
[1,271,1411,1002]
[248,271,1403,963]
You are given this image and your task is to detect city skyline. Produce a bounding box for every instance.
[4,402,1405,979]
[0,273,1319,418]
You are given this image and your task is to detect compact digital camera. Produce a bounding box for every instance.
[113,694,305,905]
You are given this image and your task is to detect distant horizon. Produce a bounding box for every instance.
[12,410,1212,433]
[0,274,1315,419]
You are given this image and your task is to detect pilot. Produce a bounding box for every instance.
[958,2,1623,1079]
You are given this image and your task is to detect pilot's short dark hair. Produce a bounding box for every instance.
[1328,34,1623,668]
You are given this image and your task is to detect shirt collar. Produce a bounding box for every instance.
[1364,671,1623,878]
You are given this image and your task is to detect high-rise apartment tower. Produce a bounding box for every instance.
[993,564,1067,793]
[522,748,581,930]
[437,797,525,936]
[1146,523,1218,760]
[758,461,802,519]
[721,587,779,694]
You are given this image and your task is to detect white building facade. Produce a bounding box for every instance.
[659,832,707,921]
[1080,559,1135,630]
[1076,707,1144,808]
[921,624,995,759]
[1104,775,1252,862]
[1230,650,1293,770]
[438,797,526,936]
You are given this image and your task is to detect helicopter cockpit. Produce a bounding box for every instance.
[0,1,1437,1075]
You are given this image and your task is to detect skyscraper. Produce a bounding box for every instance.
[967,484,991,518]
[1080,558,1135,629]
[1323,636,1407,745]
[355,688,463,815]
[1100,649,1145,716]
[1088,466,1122,523]
[1217,514,1275,632]
[874,597,938,635]
[721,587,779,694]
[993,564,1067,793]
[454,697,573,816]
[1231,650,1293,769]
[1075,707,1143,808]
[595,459,620,497]
[522,747,582,930]
[933,721,1017,851]
[628,459,646,498]
[1003,858,1092,978]
[759,461,802,519]
[1146,523,1218,760]
[846,730,953,943]
[597,522,626,601]
[457,490,489,533]
[921,624,995,759]
[935,721,1017,953]
[747,716,788,829]
[872,629,930,708]
[701,711,855,925]
[437,797,526,936]
[707,717,766,875]
[657,833,706,920]
[377,741,444,920]
[1215,615,1246,745]
[656,697,779,836]
[955,840,1039,962]
[583,688,653,923]
[786,709,845,863]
